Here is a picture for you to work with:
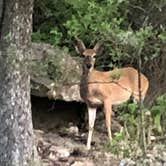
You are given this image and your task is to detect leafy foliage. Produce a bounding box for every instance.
[33,0,166,69]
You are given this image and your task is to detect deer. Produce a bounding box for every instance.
[74,38,149,150]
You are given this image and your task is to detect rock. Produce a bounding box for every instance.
[71,161,84,166]
[30,42,82,102]
[56,148,70,158]
[68,125,79,136]
[119,158,135,166]
[71,161,95,166]
[48,151,57,161]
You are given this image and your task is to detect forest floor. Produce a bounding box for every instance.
[32,97,166,166]
[34,129,120,166]
[34,125,166,166]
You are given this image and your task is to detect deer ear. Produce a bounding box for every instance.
[93,41,103,54]
[74,37,86,55]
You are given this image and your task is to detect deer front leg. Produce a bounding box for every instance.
[104,99,112,142]
[87,107,97,150]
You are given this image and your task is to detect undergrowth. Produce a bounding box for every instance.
[103,93,166,159]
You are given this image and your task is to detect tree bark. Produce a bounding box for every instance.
[0,0,39,165]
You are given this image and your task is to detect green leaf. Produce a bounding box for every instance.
[128,103,137,113]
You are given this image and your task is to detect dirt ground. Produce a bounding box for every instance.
[34,129,120,166]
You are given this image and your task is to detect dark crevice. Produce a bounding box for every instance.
[31,95,87,132]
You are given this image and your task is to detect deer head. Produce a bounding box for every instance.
[75,37,103,71]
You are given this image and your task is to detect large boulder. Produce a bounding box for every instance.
[30,43,82,101]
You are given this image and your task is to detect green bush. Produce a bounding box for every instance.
[33,0,165,70]
[151,94,166,134]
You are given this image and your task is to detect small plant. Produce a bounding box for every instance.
[103,127,139,158]
[116,101,139,141]
[110,68,123,80]
[150,94,166,134]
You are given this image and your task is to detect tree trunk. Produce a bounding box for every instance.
[0,0,39,165]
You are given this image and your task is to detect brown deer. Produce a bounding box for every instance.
[75,38,149,150]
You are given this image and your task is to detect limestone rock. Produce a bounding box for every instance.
[30,42,82,102]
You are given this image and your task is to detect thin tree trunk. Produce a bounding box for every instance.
[0,0,39,165]
[137,47,147,156]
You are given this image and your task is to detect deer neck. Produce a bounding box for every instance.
[80,66,92,100]
[82,64,93,78]
[80,66,91,87]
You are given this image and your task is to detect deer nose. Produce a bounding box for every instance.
[86,63,92,69]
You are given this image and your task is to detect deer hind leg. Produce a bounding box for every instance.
[133,91,146,103]
[104,99,112,142]
[87,107,97,150]
[133,80,149,103]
